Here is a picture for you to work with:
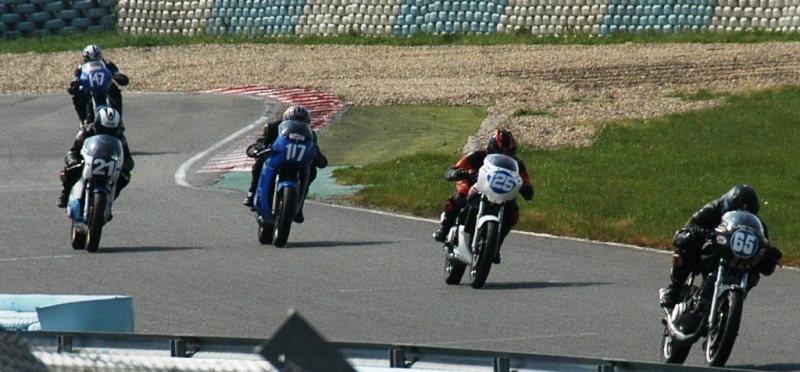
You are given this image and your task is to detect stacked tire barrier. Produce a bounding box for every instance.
[120,0,800,36]
[0,0,119,39]
[3,0,800,39]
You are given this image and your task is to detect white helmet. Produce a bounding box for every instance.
[82,44,102,62]
[97,107,120,131]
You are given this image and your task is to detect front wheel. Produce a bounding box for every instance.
[469,220,498,289]
[85,192,106,253]
[273,186,297,248]
[705,290,744,367]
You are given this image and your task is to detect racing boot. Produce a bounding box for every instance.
[659,269,689,308]
[433,217,454,243]
[242,192,254,207]
[57,189,69,209]
[293,209,305,224]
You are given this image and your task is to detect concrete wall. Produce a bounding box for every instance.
[2,0,800,39]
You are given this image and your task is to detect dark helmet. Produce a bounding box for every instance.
[722,184,760,214]
[81,44,102,62]
[282,105,311,123]
[486,129,517,156]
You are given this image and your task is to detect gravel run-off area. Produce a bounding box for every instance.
[3,42,800,149]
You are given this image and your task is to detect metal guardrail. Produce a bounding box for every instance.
[7,331,755,372]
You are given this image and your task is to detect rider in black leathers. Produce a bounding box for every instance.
[57,107,134,209]
[67,44,129,128]
[659,184,782,308]
[242,105,328,223]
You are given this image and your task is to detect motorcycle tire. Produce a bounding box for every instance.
[258,223,274,245]
[469,220,498,289]
[273,187,296,248]
[705,290,744,367]
[661,325,691,364]
[71,224,86,250]
[85,192,106,253]
[444,254,466,285]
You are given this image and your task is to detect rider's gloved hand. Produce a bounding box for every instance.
[67,80,80,95]
[113,73,129,86]
[445,167,469,181]
[520,184,534,201]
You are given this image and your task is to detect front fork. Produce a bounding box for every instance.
[469,200,504,256]
[707,261,748,327]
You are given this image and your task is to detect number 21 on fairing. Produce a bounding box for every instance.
[285,143,307,161]
[92,158,118,177]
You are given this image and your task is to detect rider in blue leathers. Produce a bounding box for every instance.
[67,45,129,128]
[243,105,328,223]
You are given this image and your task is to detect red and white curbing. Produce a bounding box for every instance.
[198,86,347,173]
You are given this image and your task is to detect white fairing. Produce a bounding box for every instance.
[476,154,522,204]
[452,224,473,264]
[67,135,124,217]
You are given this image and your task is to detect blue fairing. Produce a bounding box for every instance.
[254,120,317,223]
[79,61,113,110]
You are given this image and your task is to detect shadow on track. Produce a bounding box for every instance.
[93,246,208,254]
[480,281,611,290]
[273,240,396,249]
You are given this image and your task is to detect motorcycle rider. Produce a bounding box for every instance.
[659,184,783,308]
[67,44,129,128]
[432,129,535,264]
[57,107,135,209]
[242,105,328,224]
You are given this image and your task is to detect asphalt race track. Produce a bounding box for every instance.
[1,93,799,371]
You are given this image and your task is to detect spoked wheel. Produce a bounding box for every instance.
[273,187,296,248]
[468,221,498,289]
[85,192,106,253]
[661,324,691,364]
[70,224,86,250]
[444,249,466,285]
[705,291,743,367]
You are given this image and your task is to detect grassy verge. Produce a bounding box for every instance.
[330,87,800,266]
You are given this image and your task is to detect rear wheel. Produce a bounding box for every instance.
[70,224,86,250]
[705,290,744,367]
[257,223,274,244]
[273,187,296,248]
[85,192,106,253]
[661,325,692,364]
[469,221,498,289]
[444,251,466,285]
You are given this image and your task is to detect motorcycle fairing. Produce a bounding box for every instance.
[254,120,317,223]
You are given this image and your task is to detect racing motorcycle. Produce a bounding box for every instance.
[247,120,317,248]
[66,134,125,253]
[75,61,118,130]
[441,154,522,289]
[660,210,779,367]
